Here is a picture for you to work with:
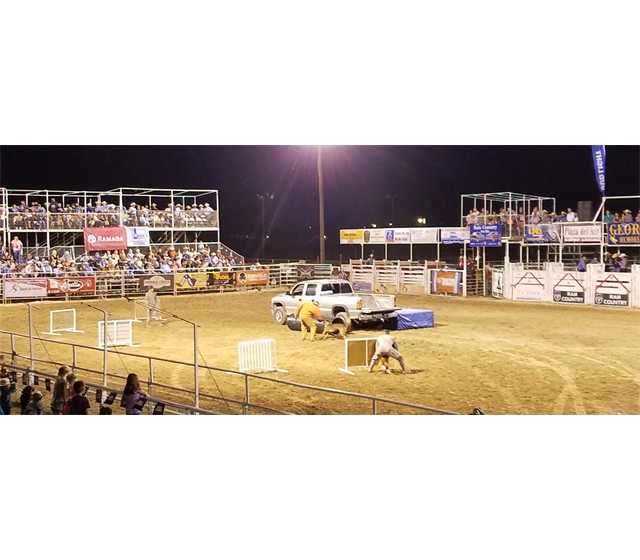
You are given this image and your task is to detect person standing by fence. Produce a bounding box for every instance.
[51,365,70,415]
[144,286,163,326]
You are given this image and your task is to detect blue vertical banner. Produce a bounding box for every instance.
[591,145,606,196]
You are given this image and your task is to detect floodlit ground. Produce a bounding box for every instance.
[1,289,638,414]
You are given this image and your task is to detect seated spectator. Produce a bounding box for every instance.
[20,385,35,414]
[24,391,44,415]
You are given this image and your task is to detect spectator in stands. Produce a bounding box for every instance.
[577,255,588,272]
[0,377,12,414]
[618,253,629,272]
[123,373,147,415]
[622,209,633,223]
[604,210,614,224]
[19,385,35,414]
[368,330,408,374]
[611,253,621,272]
[294,300,323,342]
[24,391,44,415]
[11,235,23,264]
[99,405,113,415]
[566,208,576,222]
[365,253,374,266]
[636,210,640,222]
[69,380,90,415]
[51,365,70,415]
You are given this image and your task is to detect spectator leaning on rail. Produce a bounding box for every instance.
[577,255,588,273]
[294,300,323,342]
[51,365,70,415]
[368,330,409,374]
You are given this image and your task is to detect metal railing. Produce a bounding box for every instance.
[0,329,458,415]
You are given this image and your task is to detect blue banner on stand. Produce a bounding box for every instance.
[470,224,503,247]
[591,145,606,195]
[524,224,561,243]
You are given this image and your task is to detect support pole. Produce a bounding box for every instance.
[194,322,199,409]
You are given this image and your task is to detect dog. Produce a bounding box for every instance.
[317,320,347,340]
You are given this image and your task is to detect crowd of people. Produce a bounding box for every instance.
[0,241,245,278]
[464,205,640,235]
[577,252,630,272]
[0,356,148,415]
[3,198,218,230]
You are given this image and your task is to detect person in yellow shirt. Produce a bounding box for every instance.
[294,300,323,341]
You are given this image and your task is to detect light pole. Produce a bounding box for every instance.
[317,145,326,263]
[257,193,274,259]
[386,193,400,225]
[127,297,201,409]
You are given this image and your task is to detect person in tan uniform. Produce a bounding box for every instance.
[294,300,323,341]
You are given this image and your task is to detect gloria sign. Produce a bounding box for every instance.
[83,227,127,251]
[607,222,640,245]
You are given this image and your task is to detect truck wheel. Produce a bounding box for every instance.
[334,312,353,333]
[272,306,287,325]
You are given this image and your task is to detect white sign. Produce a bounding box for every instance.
[4,278,48,298]
[363,229,387,244]
[410,228,439,244]
[440,228,470,244]
[511,271,546,301]
[126,227,150,247]
[385,228,411,244]
[562,224,602,244]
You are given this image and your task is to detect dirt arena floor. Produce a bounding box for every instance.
[1,289,638,414]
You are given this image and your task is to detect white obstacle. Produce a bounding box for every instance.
[339,337,378,375]
[97,319,137,348]
[41,309,84,336]
[237,339,287,374]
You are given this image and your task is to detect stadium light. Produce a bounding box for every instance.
[417,217,427,224]
[317,146,326,263]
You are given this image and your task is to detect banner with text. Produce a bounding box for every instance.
[607,222,640,245]
[470,224,503,247]
[385,228,411,244]
[440,228,470,244]
[83,227,127,251]
[562,224,602,244]
[591,145,606,196]
[47,277,96,295]
[410,228,439,244]
[236,269,269,287]
[593,272,631,307]
[362,229,387,244]
[138,274,174,292]
[126,227,150,247]
[551,272,586,304]
[340,230,363,244]
[524,224,561,243]
[4,278,48,298]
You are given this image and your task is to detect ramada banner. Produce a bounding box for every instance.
[84,227,127,251]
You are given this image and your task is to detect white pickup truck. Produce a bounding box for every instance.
[271,279,399,331]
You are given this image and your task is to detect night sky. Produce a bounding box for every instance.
[1,145,639,261]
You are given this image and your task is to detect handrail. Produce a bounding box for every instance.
[0,328,458,415]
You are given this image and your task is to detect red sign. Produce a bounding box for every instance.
[47,277,96,295]
[83,227,127,251]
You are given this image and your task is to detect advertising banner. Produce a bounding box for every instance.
[551,272,586,304]
[385,228,411,243]
[524,224,561,243]
[138,274,174,292]
[340,229,363,244]
[126,227,150,247]
[591,145,606,195]
[491,269,504,298]
[4,278,48,298]
[83,227,127,251]
[175,271,236,290]
[511,270,546,301]
[562,224,601,244]
[593,272,631,307]
[235,269,268,287]
[440,228,470,244]
[607,222,640,245]
[430,270,461,295]
[47,277,96,295]
[470,224,502,247]
[362,229,387,244]
[410,228,439,244]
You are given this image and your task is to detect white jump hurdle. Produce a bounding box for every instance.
[41,309,84,336]
[97,319,138,348]
[237,339,287,374]
[339,337,378,375]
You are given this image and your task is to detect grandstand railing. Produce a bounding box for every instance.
[0,329,458,415]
